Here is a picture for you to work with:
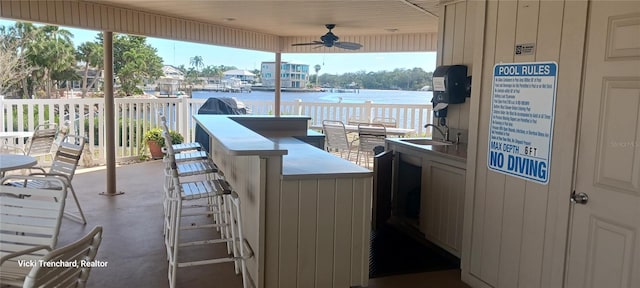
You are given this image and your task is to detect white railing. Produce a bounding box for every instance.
[1,96,433,164]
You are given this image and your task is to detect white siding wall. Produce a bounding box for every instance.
[461,1,588,288]
[436,1,478,132]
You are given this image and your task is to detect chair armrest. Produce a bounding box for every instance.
[25,167,47,174]
[0,245,51,265]
[28,172,71,184]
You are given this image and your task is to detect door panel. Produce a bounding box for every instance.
[567,2,640,288]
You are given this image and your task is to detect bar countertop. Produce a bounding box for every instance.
[193,115,288,156]
[193,115,372,179]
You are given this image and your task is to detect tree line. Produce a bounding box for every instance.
[310,68,433,91]
[0,22,164,98]
[1,22,434,98]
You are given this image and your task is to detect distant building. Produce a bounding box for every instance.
[70,68,103,91]
[261,62,309,88]
[222,69,256,83]
[157,65,184,95]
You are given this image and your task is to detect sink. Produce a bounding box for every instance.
[399,138,454,146]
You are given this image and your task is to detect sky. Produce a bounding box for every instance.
[0,19,437,75]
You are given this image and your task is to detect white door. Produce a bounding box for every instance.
[567,2,640,288]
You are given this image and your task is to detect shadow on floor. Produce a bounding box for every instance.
[369,223,459,279]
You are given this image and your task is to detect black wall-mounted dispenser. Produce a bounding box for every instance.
[431,65,470,104]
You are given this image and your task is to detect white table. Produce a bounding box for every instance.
[0,154,37,176]
[310,124,415,137]
[0,131,32,152]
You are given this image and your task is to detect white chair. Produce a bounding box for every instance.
[22,226,103,288]
[25,123,59,160]
[17,135,88,224]
[159,115,203,154]
[322,120,356,160]
[357,123,387,168]
[162,131,252,288]
[0,176,67,287]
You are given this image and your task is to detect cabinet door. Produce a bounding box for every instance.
[373,150,393,230]
[421,160,466,257]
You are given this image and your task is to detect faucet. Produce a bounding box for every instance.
[424,123,450,142]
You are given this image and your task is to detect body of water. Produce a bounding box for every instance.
[191,89,433,105]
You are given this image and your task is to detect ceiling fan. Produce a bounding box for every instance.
[292,24,363,50]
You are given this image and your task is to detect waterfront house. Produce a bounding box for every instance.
[223,69,257,84]
[261,61,310,89]
[156,65,185,95]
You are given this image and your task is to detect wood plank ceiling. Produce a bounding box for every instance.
[0,0,442,53]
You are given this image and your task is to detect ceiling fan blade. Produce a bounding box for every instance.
[292,41,324,46]
[334,42,363,50]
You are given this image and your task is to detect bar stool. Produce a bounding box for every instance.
[158,127,227,244]
[163,131,251,288]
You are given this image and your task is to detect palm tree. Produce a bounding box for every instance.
[76,41,103,97]
[28,25,75,98]
[189,55,204,72]
[314,64,321,87]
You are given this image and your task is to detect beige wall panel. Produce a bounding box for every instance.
[297,180,318,288]
[54,1,63,26]
[541,0,587,284]
[93,5,102,29]
[497,179,526,286]
[37,1,47,23]
[315,179,336,288]
[265,167,281,288]
[333,179,353,288]
[464,0,588,287]
[479,0,518,285]
[350,178,370,286]
[469,0,497,279]
[453,3,466,64]
[518,2,560,287]
[497,1,538,287]
[19,1,28,20]
[29,1,39,22]
[439,1,476,132]
[443,5,456,65]
[86,4,95,29]
[278,180,299,288]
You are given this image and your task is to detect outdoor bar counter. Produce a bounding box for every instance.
[193,115,373,288]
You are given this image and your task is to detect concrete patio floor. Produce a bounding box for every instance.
[48,160,469,288]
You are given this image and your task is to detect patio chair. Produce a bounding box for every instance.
[322,120,356,160]
[357,123,387,168]
[162,131,252,288]
[22,226,103,288]
[25,123,59,159]
[0,176,68,287]
[159,115,203,154]
[13,135,88,224]
[372,117,398,128]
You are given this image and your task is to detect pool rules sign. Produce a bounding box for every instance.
[488,62,558,184]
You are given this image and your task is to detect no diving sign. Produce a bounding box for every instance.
[487,62,558,184]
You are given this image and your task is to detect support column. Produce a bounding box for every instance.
[274,53,281,117]
[101,31,123,196]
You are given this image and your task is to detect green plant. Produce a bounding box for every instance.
[143,128,183,147]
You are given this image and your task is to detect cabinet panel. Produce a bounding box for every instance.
[421,160,466,257]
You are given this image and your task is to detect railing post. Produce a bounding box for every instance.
[364,100,373,122]
[294,99,303,115]
[180,97,190,141]
[0,95,4,131]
